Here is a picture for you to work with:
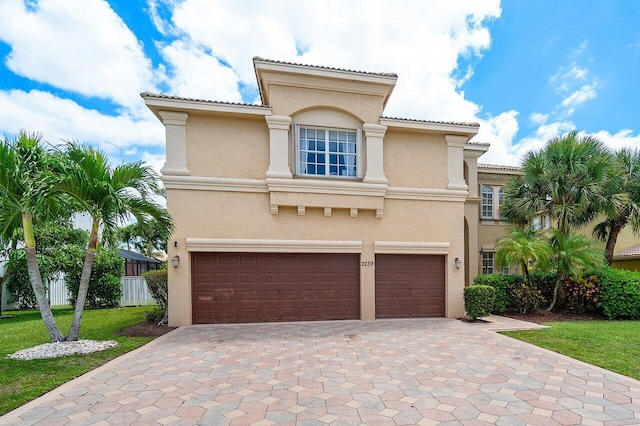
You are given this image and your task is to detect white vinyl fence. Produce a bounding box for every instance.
[46,276,157,309]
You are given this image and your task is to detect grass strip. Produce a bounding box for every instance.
[501,320,640,380]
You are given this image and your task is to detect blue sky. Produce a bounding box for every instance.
[0,0,639,168]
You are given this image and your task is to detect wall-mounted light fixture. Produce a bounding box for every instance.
[171,254,180,268]
[173,241,178,248]
[454,257,461,270]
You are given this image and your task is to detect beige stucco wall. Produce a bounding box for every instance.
[186,113,269,179]
[268,85,384,123]
[384,130,448,189]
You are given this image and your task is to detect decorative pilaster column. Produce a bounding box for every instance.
[159,111,189,176]
[265,115,293,179]
[446,134,469,191]
[363,123,388,184]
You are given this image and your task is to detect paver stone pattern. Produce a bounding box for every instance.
[2,318,640,425]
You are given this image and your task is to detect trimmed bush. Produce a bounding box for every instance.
[597,268,640,319]
[565,275,600,314]
[143,269,168,308]
[66,249,123,309]
[510,284,545,314]
[143,269,168,324]
[473,274,523,313]
[464,285,495,320]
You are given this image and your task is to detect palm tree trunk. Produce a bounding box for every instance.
[23,214,64,342]
[546,275,563,312]
[66,220,99,341]
[604,219,625,266]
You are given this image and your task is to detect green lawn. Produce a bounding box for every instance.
[502,321,640,380]
[0,307,157,416]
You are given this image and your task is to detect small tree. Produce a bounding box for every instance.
[546,230,606,311]
[57,142,173,341]
[495,226,550,286]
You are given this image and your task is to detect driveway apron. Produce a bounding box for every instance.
[2,317,639,425]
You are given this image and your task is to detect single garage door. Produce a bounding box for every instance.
[192,253,360,324]
[375,254,445,318]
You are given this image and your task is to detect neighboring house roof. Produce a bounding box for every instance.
[253,56,398,78]
[613,244,640,260]
[117,249,161,264]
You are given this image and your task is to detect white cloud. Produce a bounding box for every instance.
[587,129,640,152]
[474,111,520,165]
[161,0,501,121]
[0,89,164,153]
[159,39,242,102]
[530,112,549,125]
[561,83,597,115]
[0,0,158,110]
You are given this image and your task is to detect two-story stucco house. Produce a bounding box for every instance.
[143,57,494,326]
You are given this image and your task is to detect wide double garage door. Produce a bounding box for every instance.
[192,253,360,323]
[192,252,445,324]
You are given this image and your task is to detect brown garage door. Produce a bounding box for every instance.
[192,253,360,324]
[375,254,445,318]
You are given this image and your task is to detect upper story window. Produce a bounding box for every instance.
[481,186,494,218]
[295,125,362,178]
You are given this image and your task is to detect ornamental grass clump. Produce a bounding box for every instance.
[463,285,495,320]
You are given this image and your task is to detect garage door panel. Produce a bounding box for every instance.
[192,253,359,323]
[375,254,445,319]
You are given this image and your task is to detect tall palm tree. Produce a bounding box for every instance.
[0,133,65,341]
[593,148,640,265]
[501,132,624,234]
[495,226,550,286]
[57,143,173,341]
[546,229,605,311]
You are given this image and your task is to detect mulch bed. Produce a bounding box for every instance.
[115,322,176,337]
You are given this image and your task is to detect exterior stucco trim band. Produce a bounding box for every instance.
[374,241,450,255]
[186,238,363,253]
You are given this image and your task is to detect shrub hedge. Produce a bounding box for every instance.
[464,285,495,320]
[597,268,640,319]
[472,274,523,313]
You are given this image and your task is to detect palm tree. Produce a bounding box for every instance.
[495,226,550,286]
[593,148,640,265]
[0,133,65,341]
[57,142,173,341]
[502,131,624,234]
[546,229,606,311]
[117,224,138,251]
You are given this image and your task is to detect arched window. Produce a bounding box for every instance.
[481,186,493,219]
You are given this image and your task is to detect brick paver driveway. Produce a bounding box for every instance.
[3,317,640,425]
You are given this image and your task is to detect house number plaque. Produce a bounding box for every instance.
[361,261,374,267]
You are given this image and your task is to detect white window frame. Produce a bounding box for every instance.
[481,186,494,219]
[293,124,363,179]
[482,251,495,274]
